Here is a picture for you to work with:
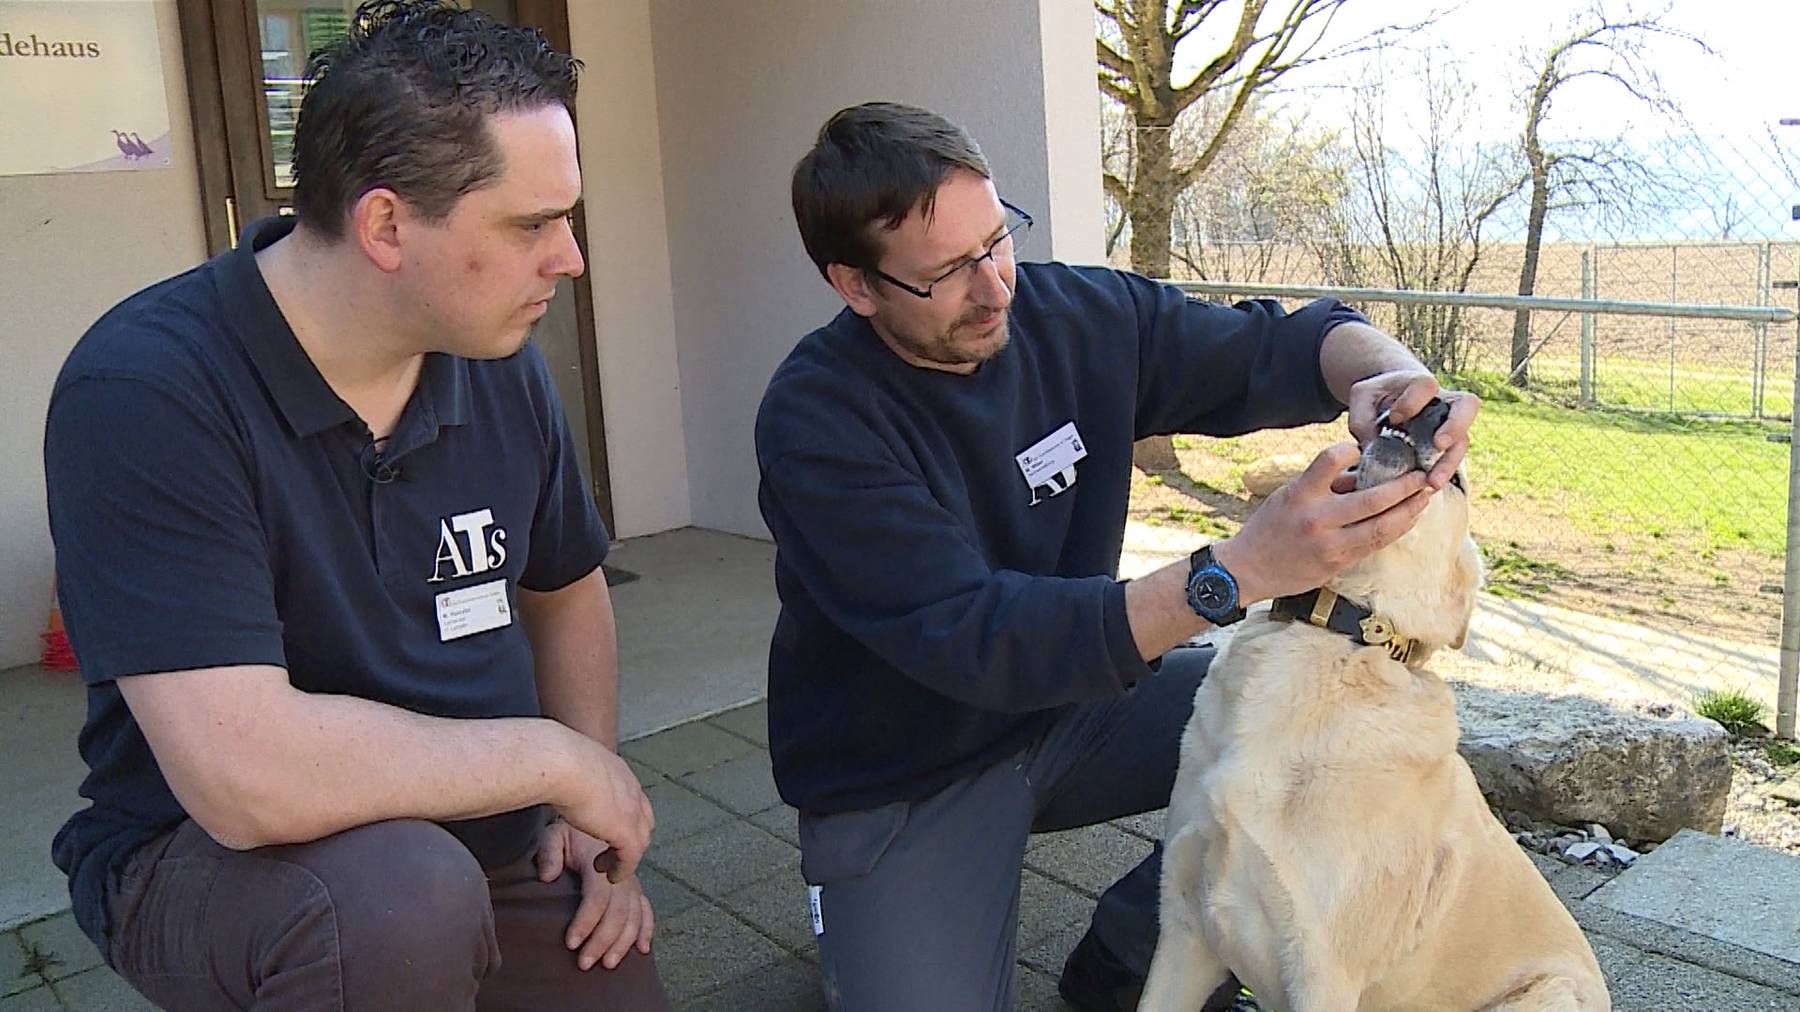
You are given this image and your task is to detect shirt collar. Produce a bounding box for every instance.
[215,216,471,438]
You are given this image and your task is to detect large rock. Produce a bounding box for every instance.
[1133,435,1178,473]
[1452,680,1731,846]
[1241,453,1309,498]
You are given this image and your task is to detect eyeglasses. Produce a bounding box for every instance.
[869,200,1033,300]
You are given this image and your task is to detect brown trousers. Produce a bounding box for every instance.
[104,819,671,1011]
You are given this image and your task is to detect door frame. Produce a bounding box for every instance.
[174,0,616,533]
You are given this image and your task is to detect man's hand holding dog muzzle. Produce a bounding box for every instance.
[1344,370,1480,492]
[1213,442,1432,606]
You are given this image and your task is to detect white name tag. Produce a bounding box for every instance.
[808,885,824,935]
[1015,421,1087,505]
[435,578,512,642]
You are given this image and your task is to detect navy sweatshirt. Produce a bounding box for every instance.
[755,262,1361,815]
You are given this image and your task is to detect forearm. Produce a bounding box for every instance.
[229,693,589,848]
[522,567,619,749]
[1121,534,1274,661]
[1123,560,1209,661]
[132,669,594,850]
[1319,321,1427,406]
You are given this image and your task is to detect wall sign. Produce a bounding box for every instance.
[0,0,173,176]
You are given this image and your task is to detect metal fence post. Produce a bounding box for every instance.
[1782,280,1800,741]
[1667,246,1679,412]
[1580,250,1594,405]
[1756,242,1771,419]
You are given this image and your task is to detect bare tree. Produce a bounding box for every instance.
[1324,52,1523,373]
[1165,99,1346,282]
[1096,0,1429,469]
[1769,121,1800,198]
[1099,100,1135,261]
[1096,0,1429,280]
[1766,124,1800,244]
[1705,190,1743,241]
[1506,1,1710,386]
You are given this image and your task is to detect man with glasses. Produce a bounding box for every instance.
[756,102,1477,1011]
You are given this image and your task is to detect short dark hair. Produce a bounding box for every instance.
[791,102,991,278]
[291,0,582,240]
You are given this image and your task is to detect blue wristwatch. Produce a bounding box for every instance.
[1186,545,1245,626]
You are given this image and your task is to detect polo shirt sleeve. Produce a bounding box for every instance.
[518,347,609,592]
[44,376,286,683]
[1125,271,1361,438]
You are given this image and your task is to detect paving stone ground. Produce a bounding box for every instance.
[6,701,1796,1010]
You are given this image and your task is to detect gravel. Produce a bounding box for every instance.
[1720,739,1800,855]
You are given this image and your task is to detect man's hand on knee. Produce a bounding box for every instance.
[533,818,655,970]
[550,738,655,881]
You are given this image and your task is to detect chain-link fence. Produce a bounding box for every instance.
[1569,243,1800,419]
[1166,240,1800,420]
[1113,120,1800,738]
[1127,280,1799,739]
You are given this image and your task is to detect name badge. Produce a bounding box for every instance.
[435,578,512,642]
[1015,421,1087,505]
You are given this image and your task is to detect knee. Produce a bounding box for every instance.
[344,819,491,935]
[298,820,497,989]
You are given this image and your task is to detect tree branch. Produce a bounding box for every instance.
[1170,0,1231,43]
[1103,171,1131,207]
[1098,72,1138,107]
[1097,36,1134,81]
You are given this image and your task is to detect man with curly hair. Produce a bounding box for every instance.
[43,2,668,1007]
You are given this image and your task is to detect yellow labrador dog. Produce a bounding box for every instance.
[1140,402,1609,1012]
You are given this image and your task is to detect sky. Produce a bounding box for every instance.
[1295,0,1800,135]
[1167,0,1800,240]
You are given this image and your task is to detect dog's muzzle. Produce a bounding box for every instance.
[1356,398,1462,491]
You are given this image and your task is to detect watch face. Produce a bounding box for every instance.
[1194,572,1233,611]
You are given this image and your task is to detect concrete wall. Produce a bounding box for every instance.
[648,0,1107,537]
[0,0,206,668]
[1037,0,1107,264]
[567,0,692,539]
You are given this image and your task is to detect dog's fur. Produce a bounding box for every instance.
[1140,462,1609,1010]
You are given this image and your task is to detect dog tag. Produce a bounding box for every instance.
[1358,615,1393,645]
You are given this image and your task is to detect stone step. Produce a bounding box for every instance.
[1587,829,1800,968]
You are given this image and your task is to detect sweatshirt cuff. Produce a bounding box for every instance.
[1316,302,1371,410]
[1102,579,1156,687]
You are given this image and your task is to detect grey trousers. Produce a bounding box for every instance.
[798,647,1213,1012]
[104,818,671,1011]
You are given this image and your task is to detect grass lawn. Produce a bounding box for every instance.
[1523,354,1795,419]
[1153,375,1791,640]
[1454,379,1790,559]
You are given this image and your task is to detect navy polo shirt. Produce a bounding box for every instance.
[43,216,610,955]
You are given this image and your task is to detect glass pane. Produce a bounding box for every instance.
[257,1,353,189]
[255,2,514,190]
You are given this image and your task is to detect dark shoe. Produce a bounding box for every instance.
[1057,930,1258,1011]
[1056,930,1142,1012]
[1220,986,1261,1011]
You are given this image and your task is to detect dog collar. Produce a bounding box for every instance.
[1269,588,1419,664]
